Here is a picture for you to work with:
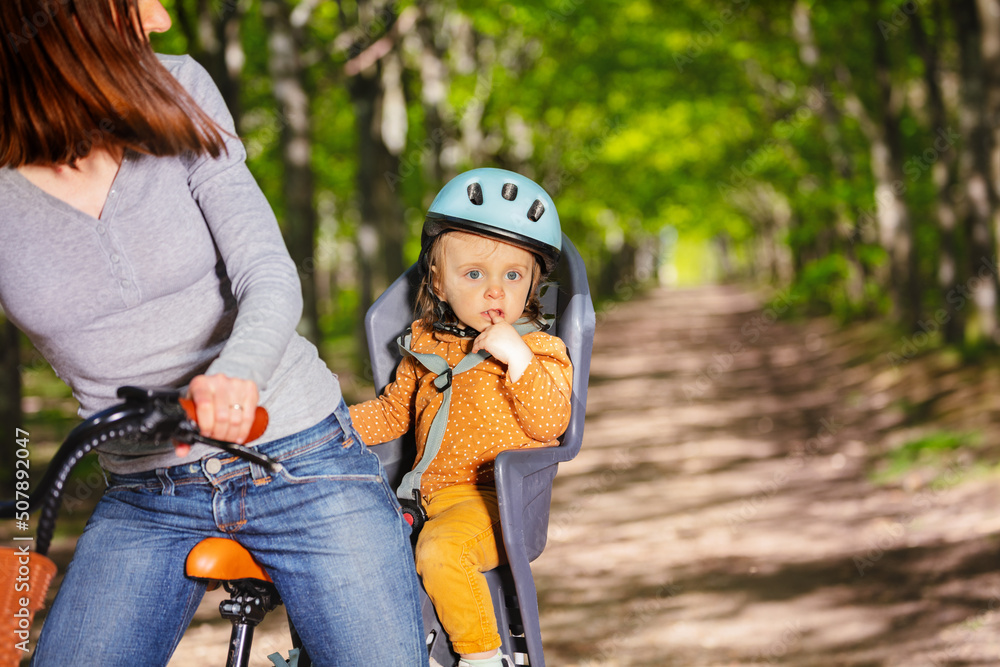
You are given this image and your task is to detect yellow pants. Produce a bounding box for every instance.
[415,484,505,655]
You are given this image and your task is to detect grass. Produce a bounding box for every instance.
[871,430,983,487]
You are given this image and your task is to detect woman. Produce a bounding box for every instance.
[0,2,428,665]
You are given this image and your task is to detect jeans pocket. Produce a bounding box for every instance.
[105,479,156,497]
[276,432,384,485]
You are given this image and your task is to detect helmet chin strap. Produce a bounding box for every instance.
[432,321,480,338]
[431,299,480,338]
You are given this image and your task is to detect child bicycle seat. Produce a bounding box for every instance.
[364,233,594,667]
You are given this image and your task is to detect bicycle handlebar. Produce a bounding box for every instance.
[0,386,276,556]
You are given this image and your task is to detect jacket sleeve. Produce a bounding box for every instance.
[348,356,420,445]
[170,55,302,390]
[505,333,573,443]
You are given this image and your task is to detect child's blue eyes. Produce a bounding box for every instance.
[464,270,522,280]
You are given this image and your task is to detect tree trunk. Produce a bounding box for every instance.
[956,0,1000,344]
[976,0,1000,259]
[790,1,871,314]
[345,0,408,361]
[173,0,246,130]
[597,242,639,300]
[262,0,321,344]
[415,1,450,188]
[912,3,963,343]
[0,317,21,486]
[871,0,919,329]
[349,67,407,293]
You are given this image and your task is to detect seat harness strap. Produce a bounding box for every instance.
[395,321,539,504]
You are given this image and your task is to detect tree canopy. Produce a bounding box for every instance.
[5,0,1000,456]
[138,0,1000,353]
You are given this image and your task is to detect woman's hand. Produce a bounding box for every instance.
[177,374,260,455]
[472,311,533,382]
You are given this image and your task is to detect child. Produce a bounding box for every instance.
[350,168,573,667]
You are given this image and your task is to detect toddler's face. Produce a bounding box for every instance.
[432,231,534,330]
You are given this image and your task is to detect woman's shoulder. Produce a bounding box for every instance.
[155,54,234,133]
[156,54,202,80]
[155,55,220,104]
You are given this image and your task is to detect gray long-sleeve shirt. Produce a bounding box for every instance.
[0,55,340,473]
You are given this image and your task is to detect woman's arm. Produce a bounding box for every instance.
[168,56,301,443]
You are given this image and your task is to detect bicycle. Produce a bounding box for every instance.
[0,386,309,667]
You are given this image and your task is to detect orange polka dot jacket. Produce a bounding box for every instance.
[349,321,573,498]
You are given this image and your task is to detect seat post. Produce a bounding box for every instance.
[219,579,280,667]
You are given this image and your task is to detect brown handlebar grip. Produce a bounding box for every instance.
[178,398,269,443]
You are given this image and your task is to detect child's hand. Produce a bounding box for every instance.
[472,311,533,381]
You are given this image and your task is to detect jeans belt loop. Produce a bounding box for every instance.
[155,467,175,497]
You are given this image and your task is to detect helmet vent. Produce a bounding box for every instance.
[501,183,518,201]
[527,199,545,222]
[467,183,484,205]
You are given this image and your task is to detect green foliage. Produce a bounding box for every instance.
[144,0,1000,342]
[872,431,982,486]
[795,255,860,321]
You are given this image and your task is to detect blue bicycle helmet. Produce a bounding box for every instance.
[423,168,562,272]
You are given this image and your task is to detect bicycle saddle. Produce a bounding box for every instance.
[186,538,271,583]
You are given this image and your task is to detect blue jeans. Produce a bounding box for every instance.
[32,402,428,667]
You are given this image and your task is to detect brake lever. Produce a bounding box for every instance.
[173,398,281,474]
[173,424,283,474]
[115,386,281,473]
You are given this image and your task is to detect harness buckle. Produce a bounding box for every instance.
[435,369,453,392]
[399,496,427,536]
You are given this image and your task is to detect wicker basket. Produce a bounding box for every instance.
[0,547,57,667]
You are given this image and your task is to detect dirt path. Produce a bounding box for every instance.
[531,285,1000,666]
[29,285,999,666]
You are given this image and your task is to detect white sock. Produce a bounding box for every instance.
[457,651,506,667]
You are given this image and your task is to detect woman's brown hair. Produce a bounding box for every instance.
[0,0,226,167]
[415,231,547,332]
